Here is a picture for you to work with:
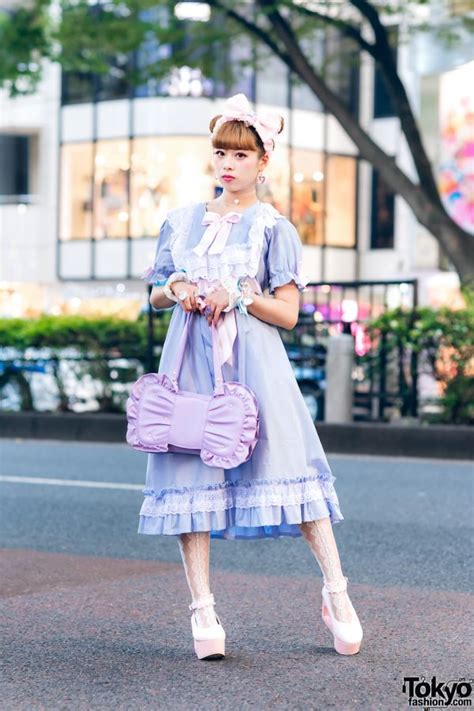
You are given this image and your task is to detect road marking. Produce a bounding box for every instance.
[0,475,143,491]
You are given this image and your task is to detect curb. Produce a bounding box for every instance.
[0,412,472,460]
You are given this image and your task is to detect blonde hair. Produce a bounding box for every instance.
[209,115,284,157]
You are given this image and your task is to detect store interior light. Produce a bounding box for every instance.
[341,298,358,322]
[190,79,203,97]
[174,2,210,21]
[17,204,27,214]
[293,172,304,183]
[116,283,126,293]
[320,284,331,293]
[312,171,324,182]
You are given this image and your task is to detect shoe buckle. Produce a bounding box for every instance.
[323,576,348,594]
[189,593,216,612]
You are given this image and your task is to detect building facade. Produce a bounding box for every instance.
[0,4,472,318]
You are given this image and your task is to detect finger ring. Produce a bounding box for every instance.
[178,290,188,301]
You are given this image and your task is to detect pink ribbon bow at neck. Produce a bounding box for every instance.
[193,211,242,258]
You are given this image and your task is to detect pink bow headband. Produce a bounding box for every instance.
[210,93,282,155]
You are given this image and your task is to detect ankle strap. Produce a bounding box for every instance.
[189,593,215,612]
[324,576,348,593]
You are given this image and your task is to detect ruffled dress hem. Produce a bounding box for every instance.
[137,472,344,540]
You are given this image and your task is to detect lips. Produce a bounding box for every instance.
[222,176,235,181]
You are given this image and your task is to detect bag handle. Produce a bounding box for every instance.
[171,311,225,395]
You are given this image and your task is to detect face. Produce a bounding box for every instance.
[212,147,268,193]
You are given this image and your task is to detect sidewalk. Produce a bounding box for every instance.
[1,547,471,710]
[0,412,472,459]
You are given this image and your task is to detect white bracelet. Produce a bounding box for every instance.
[163,271,190,302]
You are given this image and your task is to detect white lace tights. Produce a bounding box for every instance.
[177,520,354,627]
[177,531,216,628]
[298,517,355,623]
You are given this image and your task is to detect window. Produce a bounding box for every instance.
[373,28,398,118]
[60,143,93,240]
[258,144,290,216]
[61,72,95,105]
[255,52,289,107]
[326,155,357,248]
[213,36,255,101]
[291,148,325,246]
[290,150,357,248]
[130,137,214,237]
[94,140,130,239]
[325,28,359,117]
[96,54,132,102]
[0,135,31,201]
[370,168,395,249]
[60,136,217,240]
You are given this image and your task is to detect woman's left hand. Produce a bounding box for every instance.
[199,288,230,327]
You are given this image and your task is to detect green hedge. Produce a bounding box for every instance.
[366,302,474,424]
[0,313,171,356]
[0,312,172,413]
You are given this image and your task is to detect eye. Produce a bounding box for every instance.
[214,149,224,155]
[236,152,247,158]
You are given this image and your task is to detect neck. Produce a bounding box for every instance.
[219,187,258,208]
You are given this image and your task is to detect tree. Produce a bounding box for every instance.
[1,0,473,284]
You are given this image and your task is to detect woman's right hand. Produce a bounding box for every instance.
[170,281,200,313]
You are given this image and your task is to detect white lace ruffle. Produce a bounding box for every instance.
[168,202,283,283]
[139,472,337,517]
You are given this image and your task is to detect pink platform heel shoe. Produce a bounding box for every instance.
[321,576,363,655]
[189,593,226,661]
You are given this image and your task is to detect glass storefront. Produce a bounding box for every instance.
[60,143,93,240]
[326,155,357,248]
[60,137,357,248]
[130,137,214,237]
[291,148,325,246]
[94,140,130,239]
[290,151,356,248]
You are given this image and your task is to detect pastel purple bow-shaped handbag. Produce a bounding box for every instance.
[126,311,260,468]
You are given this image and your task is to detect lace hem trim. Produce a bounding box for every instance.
[139,472,337,517]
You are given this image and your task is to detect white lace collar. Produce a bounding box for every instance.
[168,201,283,282]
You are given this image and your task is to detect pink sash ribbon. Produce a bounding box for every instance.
[216,310,237,368]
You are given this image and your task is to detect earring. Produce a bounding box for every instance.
[257,172,266,184]
[215,174,219,180]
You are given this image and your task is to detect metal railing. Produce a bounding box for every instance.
[279,279,419,421]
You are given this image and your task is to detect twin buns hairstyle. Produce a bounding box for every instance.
[209,112,284,156]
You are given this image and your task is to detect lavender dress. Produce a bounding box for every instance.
[138,200,344,540]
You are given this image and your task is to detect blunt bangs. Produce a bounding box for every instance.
[211,120,263,153]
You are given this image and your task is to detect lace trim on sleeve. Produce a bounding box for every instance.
[269,269,308,294]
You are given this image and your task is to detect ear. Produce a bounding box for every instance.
[259,153,270,170]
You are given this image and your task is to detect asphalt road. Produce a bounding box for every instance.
[0,439,473,710]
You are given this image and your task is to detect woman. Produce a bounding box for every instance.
[139,94,363,661]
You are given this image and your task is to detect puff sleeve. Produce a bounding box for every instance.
[141,218,177,286]
[265,218,308,295]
